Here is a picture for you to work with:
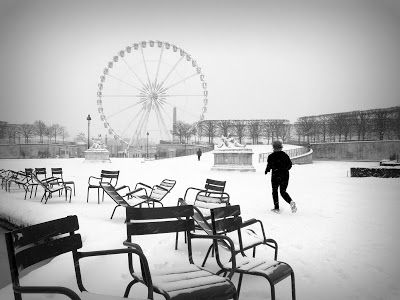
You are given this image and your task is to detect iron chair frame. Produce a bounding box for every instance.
[31,172,72,204]
[125,179,176,208]
[124,205,239,300]
[51,167,76,196]
[5,215,153,300]
[100,182,148,220]
[210,205,296,300]
[87,170,120,204]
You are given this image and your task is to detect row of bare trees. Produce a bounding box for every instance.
[1,121,69,144]
[196,119,291,144]
[294,106,400,143]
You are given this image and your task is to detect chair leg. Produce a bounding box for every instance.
[110,205,120,219]
[237,273,243,299]
[270,283,276,300]
[97,188,100,204]
[175,232,179,250]
[291,271,296,300]
[124,279,139,298]
[201,244,214,267]
[87,187,90,203]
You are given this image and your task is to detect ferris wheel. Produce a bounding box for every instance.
[96,40,208,150]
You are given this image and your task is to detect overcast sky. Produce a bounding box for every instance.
[0,0,399,139]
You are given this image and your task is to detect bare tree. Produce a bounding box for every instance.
[200,120,217,144]
[44,125,53,143]
[232,121,246,143]
[295,117,315,143]
[373,110,389,140]
[19,123,35,143]
[6,125,19,144]
[75,132,86,143]
[248,121,262,144]
[59,126,69,143]
[33,120,47,143]
[217,120,231,137]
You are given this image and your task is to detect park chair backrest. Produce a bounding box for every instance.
[35,168,47,179]
[100,170,119,186]
[5,216,82,288]
[210,205,242,234]
[25,168,33,176]
[51,168,63,178]
[149,179,176,201]
[126,205,195,236]
[204,178,226,193]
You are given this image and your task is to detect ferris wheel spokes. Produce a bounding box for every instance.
[140,46,153,88]
[163,72,199,91]
[154,46,164,86]
[106,73,143,92]
[158,55,185,88]
[107,99,146,120]
[121,57,147,87]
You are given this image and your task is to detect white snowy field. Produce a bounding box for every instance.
[0,145,399,300]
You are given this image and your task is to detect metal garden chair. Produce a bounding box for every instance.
[5,215,153,300]
[87,170,120,204]
[209,205,296,300]
[124,179,176,207]
[124,205,238,300]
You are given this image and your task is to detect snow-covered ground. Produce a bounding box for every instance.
[0,144,399,299]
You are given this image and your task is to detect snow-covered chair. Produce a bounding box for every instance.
[51,167,76,196]
[100,182,149,220]
[87,170,120,204]
[31,172,72,204]
[181,178,230,210]
[5,215,153,300]
[174,179,230,250]
[209,205,296,300]
[124,179,176,207]
[124,205,238,300]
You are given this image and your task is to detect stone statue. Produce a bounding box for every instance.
[217,134,245,149]
[90,134,106,150]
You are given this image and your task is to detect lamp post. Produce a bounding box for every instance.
[146,132,149,158]
[86,114,91,149]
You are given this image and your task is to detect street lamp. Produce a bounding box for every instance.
[86,114,91,149]
[146,132,149,158]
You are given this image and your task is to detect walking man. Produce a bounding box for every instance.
[265,140,297,213]
[196,148,202,161]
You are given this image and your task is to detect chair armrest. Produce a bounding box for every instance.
[190,233,236,279]
[77,247,153,298]
[126,187,147,198]
[134,182,152,191]
[88,176,101,185]
[183,187,205,202]
[177,197,188,206]
[240,218,267,241]
[123,240,144,252]
[115,185,131,194]
[15,286,80,300]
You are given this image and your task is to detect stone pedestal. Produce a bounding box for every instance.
[211,148,255,172]
[84,149,111,162]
